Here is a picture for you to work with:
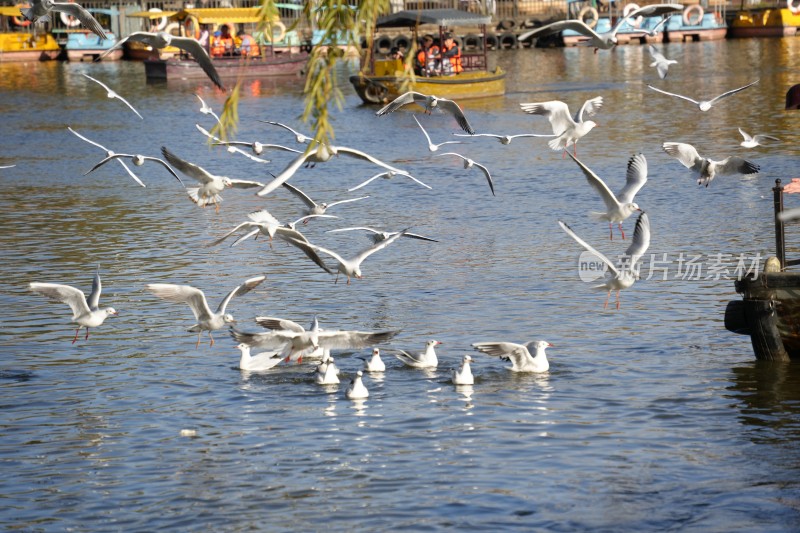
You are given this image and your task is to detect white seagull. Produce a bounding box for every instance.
[210,209,336,274]
[212,139,302,158]
[235,343,282,372]
[22,0,107,39]
[647,44,677,79]
[647,79,759,111]
[282,182,369,222]
[293,228,409,284]
[254,315,331,363]
[376,91,475,135]
[520,96,602,156]
[326,226,438,244]
[67,126,145,187]
[195,124,271,164]
[738,128,780,149]
[315,357,340,385]
[452,355,474,385]
[394,340,442,369]
[29,267,118,344]
[84,152,184,186]
[348,169,431,191]
[662,142,760,187]
[359,347,386,372]
[98,32,224,90]
[413,115,464,152]
[146,275,266,348]
[255,143,411,197]
[193,93,221,124]
[230,326,400,362]
[566,151,647,240]
[452,132,555,145]
[82,74,142,119]
[559,211,651,310]
[161,146,265,212]
[517,3,683,51]
[345,371,369,399]
[472,340,553,373]
[259,120,314,144]
[435,152,496,196]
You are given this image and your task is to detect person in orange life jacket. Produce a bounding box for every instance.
[211,24,235,57]
[415,35,439,75]
[440,32,463,75]
[238,32,260,57]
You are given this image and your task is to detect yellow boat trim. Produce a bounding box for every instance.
[127,10,179,19]
[0,6,22,17]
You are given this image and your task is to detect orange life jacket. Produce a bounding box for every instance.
[239,34,260,57]
[211,35,234,57]
[441,42,462,73]
[416,45,439,69]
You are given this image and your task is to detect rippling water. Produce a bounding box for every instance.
[2,37,800,530]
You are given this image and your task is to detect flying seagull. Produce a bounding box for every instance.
[376,91,475,135]
[22,0,107,40]
[662,142,760,187]
[647,79,760,111]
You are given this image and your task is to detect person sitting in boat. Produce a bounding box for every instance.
[198,25,210,49]
[389,46,404,61]
[238,33,260,57]
[415,35,439,76]
[440,33,463,75]
[210,24,235,57]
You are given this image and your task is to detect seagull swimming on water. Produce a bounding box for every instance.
[452,355,474,385]
[22,0,107,40]
[98,32,224,90]
[472,340,553,373]
[647,79,759,111]
[29,266,117,344]
[662,142,760,187]
[520,96,602,156]
[359,347,386,372]
[394,339,442,369]
[146,275,266,348]
[345,371,369,399]
[559,211,651,310]
[376,91,475,135]
[566,151,647,240]
[235,343,282,372]
[82,74,142,119]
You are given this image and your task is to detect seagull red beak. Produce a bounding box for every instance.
[547,342,554,347]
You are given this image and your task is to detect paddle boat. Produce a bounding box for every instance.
[140,6,308,84]
[57,7,121,61]
[664,3,727,42]
[349,9,506,105]
[728,7,800,38]
[0,5,60,62]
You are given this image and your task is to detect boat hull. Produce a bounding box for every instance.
[64,31,123,62]
[144,53,308,83]
[350,68,506,105]
[729,8,800,38]
[0,33,60,62]
[665,13,727,42]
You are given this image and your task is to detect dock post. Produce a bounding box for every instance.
[773,179,785,270]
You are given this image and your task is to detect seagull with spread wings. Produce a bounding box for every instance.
[67,126,146,187]
[647,44,677,79]
[82,74,142,119]
[435,152,496,196]
[520,96,602,156]
[566,151,647,240]
[662,142,760,187]
[22,0,107,40]
[282,182,369,223]
[472,340,553,373]
[84,152,184,186]
[146,275,266,348]
[647,79,759,111]
[29,266,117,344]
[376,91,475,135]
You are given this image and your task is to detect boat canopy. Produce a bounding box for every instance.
[0,6,22,17]
[128,5,301,23]
[376,9,491,28]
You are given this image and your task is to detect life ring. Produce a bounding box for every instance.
[578,6,599,28]
[12,4,31,27]
[789,0,800,14]
[163,22,180,36]
[623,3,643,28]
[682,5,704,26]
[499,32,518,49]
[363,81,388,104]
[183,15,200,39]
[59,9,80,28]
[148,8,167,31]
[485,33,499,50]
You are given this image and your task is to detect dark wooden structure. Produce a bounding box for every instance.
[725,179,800,360]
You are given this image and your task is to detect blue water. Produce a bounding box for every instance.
[2,37,800,531]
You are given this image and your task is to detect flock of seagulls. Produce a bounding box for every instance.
[23,9,778,401]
